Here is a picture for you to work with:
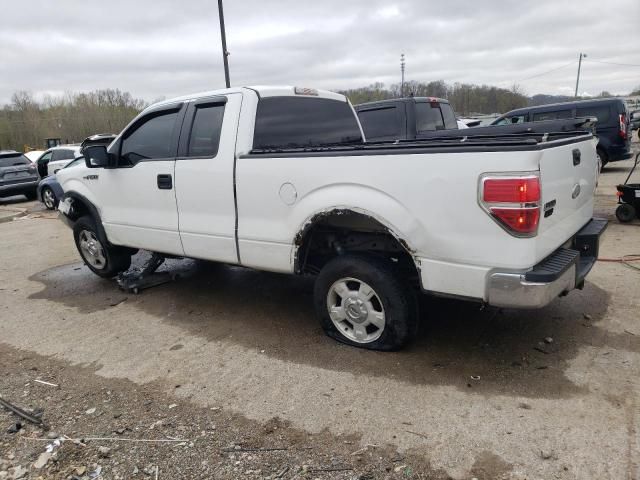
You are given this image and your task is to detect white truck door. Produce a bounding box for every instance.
[96,104,185,256]
[173,93,242,263]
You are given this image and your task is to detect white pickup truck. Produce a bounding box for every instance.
[57,86,606,350]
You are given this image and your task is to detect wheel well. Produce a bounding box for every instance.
[294,209,419,281]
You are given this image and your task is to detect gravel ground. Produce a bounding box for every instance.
[1,145,639,479]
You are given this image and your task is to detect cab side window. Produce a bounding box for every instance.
[52,149,75,161]
[187,104,225,157]
[121,109,179,165]
[532,109,572,121]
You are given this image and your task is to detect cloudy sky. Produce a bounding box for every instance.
[1,0,639,104]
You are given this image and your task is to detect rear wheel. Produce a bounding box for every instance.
[314,255,417,351]
[73,215,131,277]
[41,186,57,210]
[616,203,636,223]
[597,148,608,172]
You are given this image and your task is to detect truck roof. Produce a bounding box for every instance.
[356,97,450,109]
[148,86,347,112]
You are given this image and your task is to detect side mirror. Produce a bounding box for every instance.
[83,145,110,168]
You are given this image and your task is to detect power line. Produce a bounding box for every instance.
[517,60,577,82]
[585,59,640,67]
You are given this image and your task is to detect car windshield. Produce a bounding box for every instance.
[64,157,84,169]
[0,154,30,168]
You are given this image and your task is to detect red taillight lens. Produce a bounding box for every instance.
[619,114,627,139]
[480,174,541,237]
[483,177,540,203]
[490,207,540,235]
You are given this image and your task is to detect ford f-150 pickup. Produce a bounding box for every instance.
[56,86,606,350]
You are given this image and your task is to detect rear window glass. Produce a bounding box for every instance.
[51,149,76,161]
[0,154,30,168]
[415,103,445,132]
[439,103,458,130]
[253,97,362,149]
[532,109,572,121]
[187,104,225,157]
[357,106,401,140]
[576,106,611,123]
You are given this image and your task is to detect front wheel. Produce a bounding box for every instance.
[41,186,57,210]
[314,255,417,351]
[73,216,131,278]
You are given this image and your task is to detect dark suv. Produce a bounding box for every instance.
[0,151,39,200]
[491,98,632,169]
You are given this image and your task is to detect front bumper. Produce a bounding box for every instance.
[487,218,607,308]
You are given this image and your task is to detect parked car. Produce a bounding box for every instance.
[355,97,459,142]
[491,98,632,169]
[24,150,45,163]
[37,135,116,210]
[0,150,39,200]
[36,145,81,178]
[58,86,605,351]
[37,157,84,209]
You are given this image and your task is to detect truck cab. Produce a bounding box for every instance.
[355,97,459,142]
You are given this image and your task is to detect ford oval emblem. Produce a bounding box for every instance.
[571,183,581,199]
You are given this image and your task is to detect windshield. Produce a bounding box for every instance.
[0,154,30,168]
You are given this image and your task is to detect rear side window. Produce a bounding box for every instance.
[121,109,179,163]
[253,97,362,149]
[415,103,445,132]
[51,149,75,161]
[439,103,458,130]
[357,106,401,140]
[0,154,30,168]
[576,106,611,123]
[532,109,572,121]
[187,104,225,157]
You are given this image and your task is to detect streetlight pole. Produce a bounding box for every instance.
[400,53,405,98]
[574,52,586,98]
[217,0,231,88]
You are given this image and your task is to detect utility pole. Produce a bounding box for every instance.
[574,52,587,98]
[218,0,231,88]
[400,53,405,97]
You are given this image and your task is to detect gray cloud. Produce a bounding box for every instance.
[1,0,639,105]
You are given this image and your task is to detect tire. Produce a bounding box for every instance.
[615,203,636,223]
[314,254,417,351]
[41,186,57,210]
[73,215,131,278]
[24,190,37,201]
[597,148,608,172]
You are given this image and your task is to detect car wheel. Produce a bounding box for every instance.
[597,149,608,172]
[41,187,57,210]
[24,190,37,201]
[314,255,417,351]
[615,203,636,223]
[73,215,131,278]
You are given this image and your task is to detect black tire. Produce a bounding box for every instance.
[615,203,636,223]
[24,190,37,201]
[73,215,131,278]
[314,254,417,351]
[597,148,608,172]
[41,186,57,210]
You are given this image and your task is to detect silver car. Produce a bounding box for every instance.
[0,151,40,200]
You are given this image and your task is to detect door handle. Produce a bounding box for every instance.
[572,149,581,166]
[157,174,173,190]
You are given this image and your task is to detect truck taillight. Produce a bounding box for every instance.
[480,174,541,237]
[618,114,627,139]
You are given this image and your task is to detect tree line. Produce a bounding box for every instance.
[0,89,145,152]
[1,82,638,152]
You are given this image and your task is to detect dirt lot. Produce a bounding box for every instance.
[1,152,639,479]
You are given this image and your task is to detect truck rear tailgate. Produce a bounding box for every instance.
[536,136,598,262]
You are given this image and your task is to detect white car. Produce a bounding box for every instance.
[57,86,605,350]
[36,145,81,178]
[24,150,45,163]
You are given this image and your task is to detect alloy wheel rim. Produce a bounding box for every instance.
[326,277,385,343]
[43,189,55,208]
[78,229,106,269]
